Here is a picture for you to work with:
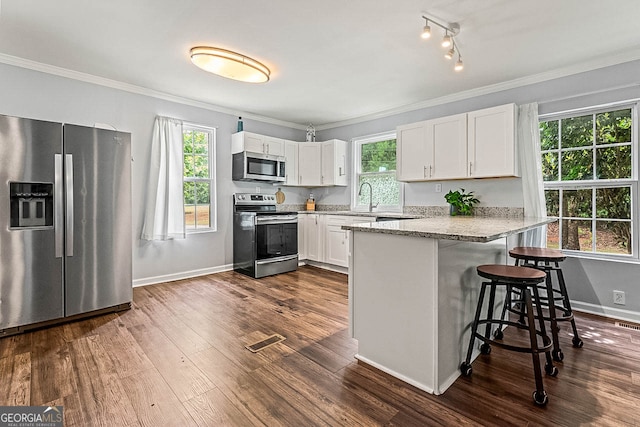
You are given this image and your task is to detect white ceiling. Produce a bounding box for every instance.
[1,0,640,128]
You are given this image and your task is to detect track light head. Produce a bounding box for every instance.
[455,55,464,71]
[442,32,452,48]
[444,47,455,60]
[421,23,431,39]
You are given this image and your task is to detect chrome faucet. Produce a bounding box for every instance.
[358,182,377,212]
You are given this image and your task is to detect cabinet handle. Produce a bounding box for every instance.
[469,162,473,176]
[423,166,427,178]
[429,165,433,177]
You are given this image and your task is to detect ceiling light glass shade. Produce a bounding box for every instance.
[442,34,452,48]
[454,57,464,71]
[421,24,431,39]
[444,48,455,60]
[190,47,270,83]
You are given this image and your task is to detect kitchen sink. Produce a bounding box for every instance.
[375,216,414,222]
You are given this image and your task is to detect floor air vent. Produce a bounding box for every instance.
[615,321,640,331]
[245,334,286,353]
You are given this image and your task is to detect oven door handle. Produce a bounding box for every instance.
[255,215,298,225]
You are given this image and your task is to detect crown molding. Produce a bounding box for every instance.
[315,49,640,130]
[3,49,640,133]
[0,52,307,130]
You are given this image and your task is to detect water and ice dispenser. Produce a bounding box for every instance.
[9,182,54,228]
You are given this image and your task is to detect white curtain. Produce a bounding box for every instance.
[141,116,185,240]
[518,102,547,247]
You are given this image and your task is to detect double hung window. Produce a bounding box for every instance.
[540,104,636,257]
[183,124,216,232]
[352,132,403,212]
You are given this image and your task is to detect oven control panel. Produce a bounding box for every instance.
[234,193,277,205]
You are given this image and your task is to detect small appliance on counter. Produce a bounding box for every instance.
[233,193,298,278]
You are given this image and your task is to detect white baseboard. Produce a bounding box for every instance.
[303,260,348,274]
[133,264,234,287]
[571,300,640,324]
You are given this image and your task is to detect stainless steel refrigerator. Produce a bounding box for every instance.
[0,114,132,334]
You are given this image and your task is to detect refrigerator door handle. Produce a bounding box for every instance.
[54,154,64,258]
[65,154,74,257]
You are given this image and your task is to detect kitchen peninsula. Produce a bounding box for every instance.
[342,216,553,395]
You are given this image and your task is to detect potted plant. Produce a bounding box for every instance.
[444,188,479,216]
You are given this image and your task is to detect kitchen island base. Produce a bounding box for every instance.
[349,231,510,395]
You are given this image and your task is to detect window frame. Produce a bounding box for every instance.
[183,123,217,233]
[539,101,638,261]
[351,131,404,213]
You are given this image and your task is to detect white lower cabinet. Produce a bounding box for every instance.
[324,215,376,267]
[300,214,375,268]
[297,214,307,261]
[305,214,324,262]
[325,216,349,267]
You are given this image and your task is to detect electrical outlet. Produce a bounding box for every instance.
[435,184,442,193]
[255,186,261,193]
[613,290,626,305]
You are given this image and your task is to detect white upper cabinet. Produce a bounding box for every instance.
[233,131,348,187]
[396,103,517,182]
[321,139,347,187]
[428,113,468,180]
[232,131,285,157]
[284,140,299,186]
[298,143,323,186]
[397,121,429,181]
[467,103,517,178]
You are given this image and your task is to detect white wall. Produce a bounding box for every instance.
[0,62,306,285]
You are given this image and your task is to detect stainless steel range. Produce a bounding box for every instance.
[233,193,298,278]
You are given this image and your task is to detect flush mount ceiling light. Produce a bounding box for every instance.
[190,46,271,83]
[420,15,464,72]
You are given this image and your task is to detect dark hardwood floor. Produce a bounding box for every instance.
[1,265,639,426]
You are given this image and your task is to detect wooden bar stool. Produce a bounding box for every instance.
[460,264,557,406]
[508,247,583,361]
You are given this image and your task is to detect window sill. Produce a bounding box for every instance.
[563,250,639,265]
[186,228,217,235]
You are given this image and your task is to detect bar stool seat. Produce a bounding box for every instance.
[461,264,557,406]
[508,247,583,362]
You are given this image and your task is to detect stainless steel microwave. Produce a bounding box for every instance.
[232,151,286,183]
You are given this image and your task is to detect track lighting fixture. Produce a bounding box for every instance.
[420,15,465,72]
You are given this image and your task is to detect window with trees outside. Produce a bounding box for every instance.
[183,124,216,232]
[353,132,403,212]
[540,104,636,257]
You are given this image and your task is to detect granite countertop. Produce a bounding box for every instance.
[298,210,420,219]
[341,216,555,243]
